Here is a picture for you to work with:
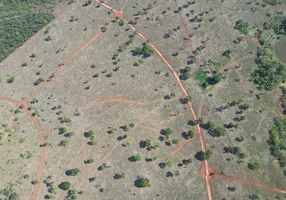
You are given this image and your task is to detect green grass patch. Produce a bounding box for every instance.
[193,69,207,91]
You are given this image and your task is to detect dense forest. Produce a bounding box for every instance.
[268,117,286,167]
[252,45,286,90]
[0,0,61,62]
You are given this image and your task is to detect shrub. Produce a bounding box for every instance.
[248,162,260,170]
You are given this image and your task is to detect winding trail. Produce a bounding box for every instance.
[79,97,143,111]
[218,52,255,74]
[214,173,286,194]
[168,139,192,157]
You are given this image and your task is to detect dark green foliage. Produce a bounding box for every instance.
[65,168,80,176]
[129,154,141,162]
[209,127,226,137]
[164,127,172,139]
[84,130,94,138]
[206,75,222,85]
[136,178,151,188]
[263,0,282,6]
[0,0,55,62]
[188,130,195,138]
[7,76,15,83]
[224,146,242,155]
[249,194,260,200]
[84,159,94,164]
[60,117,71,123]
[64,189,77,199]
[222,50,233,58]
[268,117,286,167]
[144,139,151,147]
[98,163,108,171]
[196,117,204,124]
[0,186,18,200]
[133,44,154,57]
[58,127,67,134]
[281,87,286,114]
[195,150,212,161]
[182,159,192,165]
[248,162,260,170]
[252,45,286,90]
[58,182,71,190]
[206,121,215,130]
[234,20,250,35]
[273,19,286,35]
[82,0,92,6]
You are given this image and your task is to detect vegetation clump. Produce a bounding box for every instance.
[248,162,260,170]
[268,117,286,167]
[135,177,151,188]
[195,150,212,161]
[252,45,286,90]
[234,20,251,35]
[58,182,71,191]
[65,168,80,176]
[133,44,154,57]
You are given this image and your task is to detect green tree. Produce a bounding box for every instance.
[187,130,195,138]
[196,117,204,124]
[58,182,71,190]
[248,162,260,170]
[66,168,80,176]
[206,121,215,130]
[139,178,151,188]
[84,130,94,137]
[165,127,172,139]
[135,154,141,161]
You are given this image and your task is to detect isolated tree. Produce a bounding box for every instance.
[196,117,204,124]
[205,150,212,160]
[135,154,141,161]
[187,130,195,138]
[182,159,192,165]
[137,178,151,188]
[165,127,172,139]
[195,150,212,161]
[66,168,80,176]
[84,130,94,137]
[58,182,71,190]
[248,162,260,170]
[145,139,151,147]
[206,121,215,130]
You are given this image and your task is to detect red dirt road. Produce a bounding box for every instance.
[0,96,45,200]
[214,173,286,194]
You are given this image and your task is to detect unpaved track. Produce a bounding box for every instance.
[218,52,255,74]
[214,173,286,194]
[79,97,143,111]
